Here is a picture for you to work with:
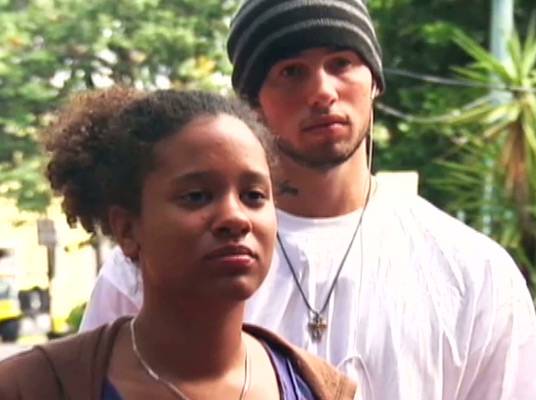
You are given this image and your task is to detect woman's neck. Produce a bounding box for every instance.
[134,298,246,379]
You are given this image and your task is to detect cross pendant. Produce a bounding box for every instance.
[308,313,327,342]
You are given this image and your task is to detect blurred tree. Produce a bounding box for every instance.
[369,0,535,294]
[371,0,534,208]
[370,0,491,206]
[0,0,239,211]
[434,20,536,290]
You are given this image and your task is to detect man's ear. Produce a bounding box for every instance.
[371,84,378,100]
[108,205,140,261]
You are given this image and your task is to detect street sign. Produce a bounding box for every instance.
[37,219,57,247]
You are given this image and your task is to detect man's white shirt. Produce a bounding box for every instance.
[80,183,536,399]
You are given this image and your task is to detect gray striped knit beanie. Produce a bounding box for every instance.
[227,0,385,104]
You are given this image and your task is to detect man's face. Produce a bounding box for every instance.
[258,47,374,170]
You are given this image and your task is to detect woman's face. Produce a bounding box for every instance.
[126,114,276,304]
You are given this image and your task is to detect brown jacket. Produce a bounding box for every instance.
[0,317,356,399]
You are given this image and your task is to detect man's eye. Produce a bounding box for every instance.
[330,57,352,70]
[280,64,305,79]
[179,191,211,206]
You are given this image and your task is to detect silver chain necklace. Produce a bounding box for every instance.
[277,177,372,342]
[130,318,251,400]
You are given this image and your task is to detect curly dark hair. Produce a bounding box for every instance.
[43,87,274,236]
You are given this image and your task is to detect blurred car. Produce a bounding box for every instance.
[0,276,22,342]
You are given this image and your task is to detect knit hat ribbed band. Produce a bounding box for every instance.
[227,0,385,104]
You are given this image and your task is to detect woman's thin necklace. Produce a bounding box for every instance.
[277,175,372,342]
[130,318,251,400]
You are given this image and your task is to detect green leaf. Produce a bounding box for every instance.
[452,30,514,82]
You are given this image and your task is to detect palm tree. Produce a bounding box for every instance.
[435,16,536,295]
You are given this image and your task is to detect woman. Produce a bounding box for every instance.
[0,88,356,400]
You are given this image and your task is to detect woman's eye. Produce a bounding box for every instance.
[178,191,211,206]
[242,190,268,206]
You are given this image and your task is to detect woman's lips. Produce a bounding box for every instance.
[205,245,257,271]
[205,244,256,259]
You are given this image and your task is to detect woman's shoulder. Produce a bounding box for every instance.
[244,324,356,400]
[0,317,129,400]
[0,346,63,399]
[0,346,42,377]
[0,330,98,380]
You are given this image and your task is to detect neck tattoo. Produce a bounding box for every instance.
[277,180,299,197]
[277,176,372,342]
[130,318,251,399]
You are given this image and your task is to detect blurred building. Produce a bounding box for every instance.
[0,198,111,333]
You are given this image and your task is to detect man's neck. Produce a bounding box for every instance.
[274,145,370,218]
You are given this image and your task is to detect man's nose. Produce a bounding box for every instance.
[306,68,338,110]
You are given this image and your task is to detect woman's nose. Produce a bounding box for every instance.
[212,195,252,238]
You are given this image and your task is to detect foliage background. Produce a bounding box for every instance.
[369,0,535,294]
[0,0,534,296]
[0,0,236,210]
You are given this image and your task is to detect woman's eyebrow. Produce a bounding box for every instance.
[170,171,216,185]
[241,170,271,185]
[170,170,270,185]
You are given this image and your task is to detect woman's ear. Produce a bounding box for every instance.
[254,104,266,124]
[108,206,140,261]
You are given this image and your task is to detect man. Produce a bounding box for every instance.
[81,1,536,398]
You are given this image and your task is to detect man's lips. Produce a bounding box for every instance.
[300,115,349,132]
